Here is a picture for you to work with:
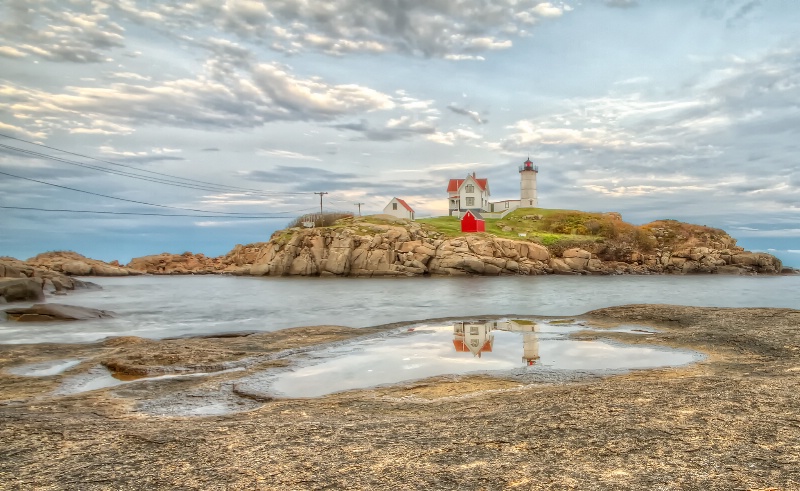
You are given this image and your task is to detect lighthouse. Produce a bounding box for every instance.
[519,157,538,208]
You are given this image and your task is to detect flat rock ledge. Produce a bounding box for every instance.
[3,303,115,322]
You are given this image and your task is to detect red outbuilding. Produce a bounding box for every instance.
[460,210,485,233]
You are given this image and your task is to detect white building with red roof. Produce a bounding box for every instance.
[447,172,491,216]
[447,158,539,218]
[383,197,415,220]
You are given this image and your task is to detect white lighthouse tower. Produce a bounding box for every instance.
[519,157,538,208]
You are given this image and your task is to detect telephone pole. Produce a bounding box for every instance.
[354,202,364,216]
[314,192,328,214]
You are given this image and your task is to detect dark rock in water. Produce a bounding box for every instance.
[0,278,45,303]
[3,303,115,322]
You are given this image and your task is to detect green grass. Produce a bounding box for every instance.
[417,213,600,248]
[416,216,465,236]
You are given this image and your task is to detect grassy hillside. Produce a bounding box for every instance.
[416,208,627,247]
[286,208,737,259]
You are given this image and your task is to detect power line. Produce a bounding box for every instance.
[0,132,313,196]
[0,142,311,197]
[0,170,308,216]
[0,205,315,218]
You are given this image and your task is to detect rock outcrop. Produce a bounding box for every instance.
[143,218,778,278]
[14,216,783,279]
[0,256,99,300]
[25,251,140,277]
[126,252,228,275]
[3,303,115,321]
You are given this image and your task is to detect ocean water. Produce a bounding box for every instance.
[0,274,798,344]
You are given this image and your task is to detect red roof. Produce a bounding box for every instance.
[453,339,470,352]
[447,178,488,193]
[395,198,413,212]
[452,338,493,354]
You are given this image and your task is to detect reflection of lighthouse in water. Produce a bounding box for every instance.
[521,331,540,366]
[452,320,540,364]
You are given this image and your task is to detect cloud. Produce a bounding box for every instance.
[0,57,397,136]
[105,0,568,59]
[426,128,483,146]
[0,121,46,140]
[259,149,321,161]
[0,0,125,63]
[96,146,186,164]
[0,46,25,58]
[447,104,487,124]
[243,165,444,196]
[201,147,220,152]
[487,45,800,225]
[726,0,762,28]
[604,0,638,8]
[332,117,437,142]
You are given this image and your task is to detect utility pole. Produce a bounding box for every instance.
[354,202,364,216]
[314,191,328,215]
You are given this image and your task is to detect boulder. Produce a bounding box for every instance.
[549,258,574,274]
[61,260,93,275]
[0,278,45,303]
[3,303,114,321]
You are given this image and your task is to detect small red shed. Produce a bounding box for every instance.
[460,210,485,233]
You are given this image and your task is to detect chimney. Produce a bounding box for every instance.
[472,171,476,178]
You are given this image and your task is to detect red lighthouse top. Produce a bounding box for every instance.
[519,157,538,173]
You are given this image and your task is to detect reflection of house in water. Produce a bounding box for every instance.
[452,319,540,365]
[453,321,494,357]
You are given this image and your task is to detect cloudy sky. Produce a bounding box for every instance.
[1,0,798,266]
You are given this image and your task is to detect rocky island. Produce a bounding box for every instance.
[0,209,792,304]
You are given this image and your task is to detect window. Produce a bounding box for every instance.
[505,202,509,209]
[465,184,474,193]
[392,203,397,210]
[470,326,479,335]
[466,197,475,206]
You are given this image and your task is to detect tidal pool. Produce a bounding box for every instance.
[5,359,82,377]
[255,320,702,398]
[53,365,246,395]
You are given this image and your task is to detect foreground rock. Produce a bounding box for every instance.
[0,278,44,303]
[0,256,98,299]
[3,303,114,321]
[0,306,798,489]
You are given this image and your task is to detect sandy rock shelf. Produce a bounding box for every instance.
[0,305,799,490]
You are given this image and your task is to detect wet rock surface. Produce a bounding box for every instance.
[3,303,115,322]
[0,306,799,489]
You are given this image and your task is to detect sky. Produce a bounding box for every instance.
[0,0,798,267]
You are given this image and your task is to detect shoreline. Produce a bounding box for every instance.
[1,304,799,489]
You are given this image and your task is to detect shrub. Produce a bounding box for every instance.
[287,212,354,229]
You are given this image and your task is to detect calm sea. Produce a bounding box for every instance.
[1,275,799,344]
